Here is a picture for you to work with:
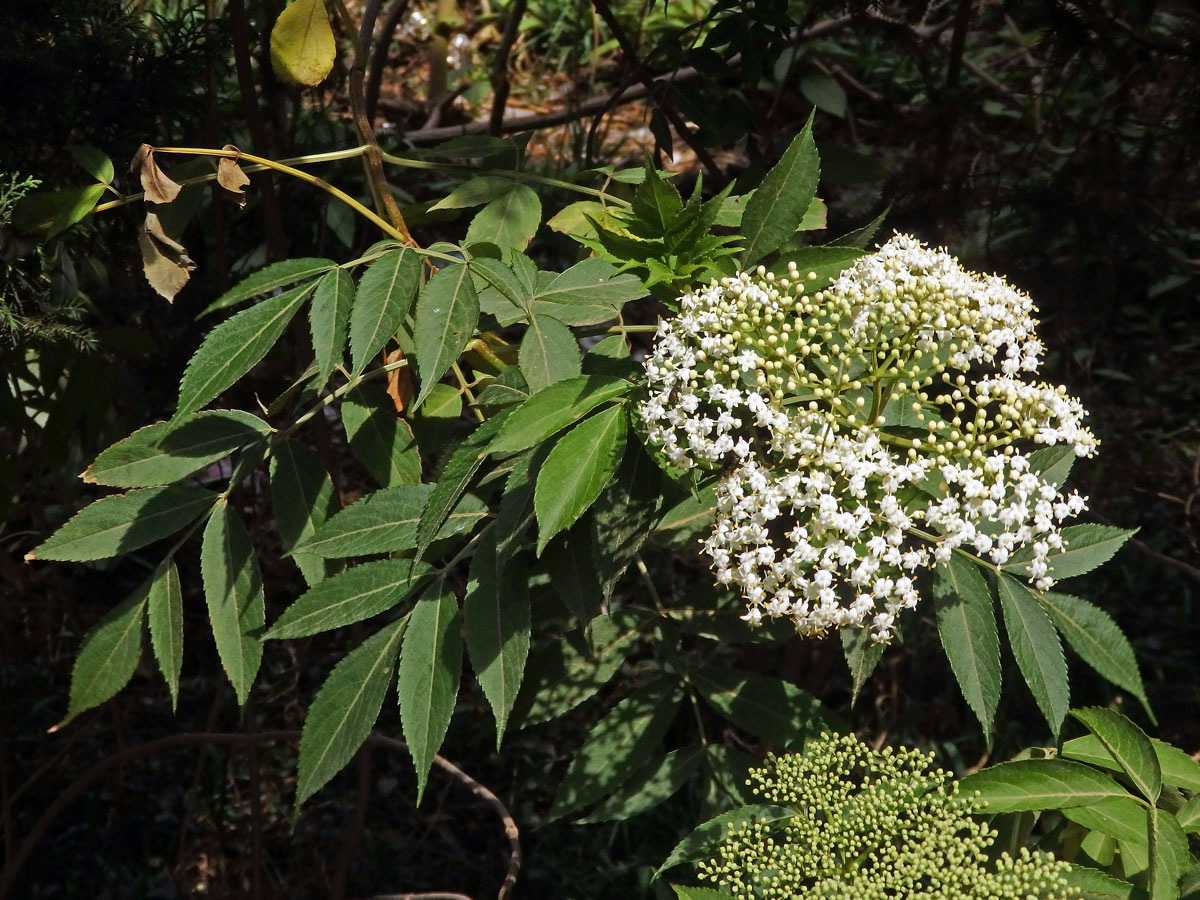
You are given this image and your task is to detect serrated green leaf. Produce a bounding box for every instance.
[83,410,268,488]
[413,409,510,563]
[199,258,334,318]
[535,405,626,553]
[1072,708,1161,804]
[309,267,355,386]
[541,528,604,623]
[520,313,581,394]
[294,485,485,558]
[295,617,406,808]
[741,112,820,267]
[413,263,480,409]
[961,759,1131,812]
[1002,524,1136,582]
[466,184,541,250]
[1029,445,1076,490]
[630,164,683,234]
[270,440,341,586]
[175,283,312,422]
[840,626,883,705]
[488,374,631,455]
[692,667,835,749]
[998,574,1069,738]
[464,535,530,747]
[579,745,703,823]
[1061,863,1140,899]
[933,555,1002,742]
[67,144,114,184]
[146,558,183,711]
[475,366,529,412]
[429,175,518,211]
[264,559,432,640]
[672,887,736,900]
[590,442,663,600]
[349,248,421,375]
[1149,806,1190,900]
[55,581,148,728]
[549,681,681,820]
[1177,796,1200,833]
[340,383,422,488]
[1063,797,1151,845]
[28,486,215,562]
[530,258,645,322]
[200,501,264,705]
[512,610,647,728]
[655,804,793,880]
[470,257,532,314]
[766,244,866,286]
[396,581,461,802]
[1063,736,1200,792]
[1040,592,1153,721]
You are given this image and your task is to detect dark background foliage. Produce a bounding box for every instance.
[2,1,1197,897]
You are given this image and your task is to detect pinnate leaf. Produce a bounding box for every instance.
[201,501,265,705]
[741,112,820,267]
[264,559,432,640]
[488,374,631,455]
[147,558,183,711]
[413,263,480,409]
[84,410,268,488]
[270,440,340,586]
[54,581,149,729]
[998,574,1069,738]
[396,582,461,802]
[341,383,422,488]
[1041,591,1153,721]
[464,535,530,746]
[1002,524,1136,582]
[295,617,406,808]
[175,283,312,422]
[578,745,703,823]
[200,257,335,318]
[549,681,681,819]
[1071,708,1161,804]
[27,486,214,562]
[309,267,355,386]
[350,249,421,375]
[692,666,835,748]
[466,185,541,250]
[960,759,1131,812]
[933,555,1002,742]
[534,405,627,553]
[293,485,485,558]
[519,313,581,393]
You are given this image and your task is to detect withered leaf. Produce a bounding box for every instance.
[139,212,196,302]
[383,347,414,414]
[217,145,251,206]
[131,144,182,205]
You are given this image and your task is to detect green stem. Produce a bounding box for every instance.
[151,146,408,243]
[280,358,410,440]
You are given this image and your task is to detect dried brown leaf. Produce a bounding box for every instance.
[217,145,251,206]
[139,212,196,302]
[383,347,414,414]
[131,144,182,205]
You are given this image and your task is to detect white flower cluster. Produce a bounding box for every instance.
[641,234,1097,642]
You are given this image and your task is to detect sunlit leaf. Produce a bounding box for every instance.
[295,617,406,807]
[413,263,480,409]
[270,0,336,85]
[309,267,355,387]
[933,555,1001,742]
[201,500,265,705]
[349,248,421,375]
[998,574,1069,738]
[396,581,461,802]
[741,112,820,266]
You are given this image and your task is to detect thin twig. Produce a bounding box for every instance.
[488,0,528,135]
[589,0,723,181]
[366,0,413,123]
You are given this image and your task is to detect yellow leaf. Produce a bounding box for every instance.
[270,0,336,86]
